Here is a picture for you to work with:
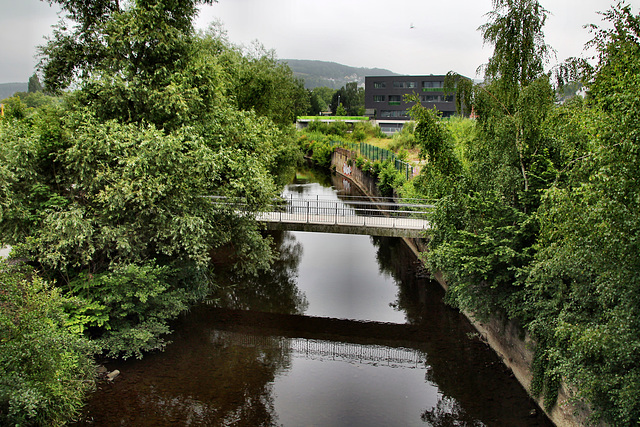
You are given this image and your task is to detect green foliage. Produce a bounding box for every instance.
[406,95,462,200]
[1,105,286,357]
[330,82,365,116]
[28,74,43,94]
[67,262,209,359]
[0,263,96,426]
[306,119,349,136]
[297,132,337,168]
[377,159,405,197]
[445,116,477,171]
[479,0,553,108]
[389,122,416,151]
[520,4,640,423]
[443,72,474,116]
[309,86,335,114]
[352,121,384,140]
[416,1,640,423]
[426,188,536,318]
[232,42,310,127]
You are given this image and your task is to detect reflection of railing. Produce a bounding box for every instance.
[211,330,427,368]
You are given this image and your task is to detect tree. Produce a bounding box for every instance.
[0,0,300,361]
[479,0,554,108]
[426,0,557,320]
[28,74,43,93]
[522,3,640,423]
[312,86,335,110]
[233,44,310,127]
[329,82,364,116]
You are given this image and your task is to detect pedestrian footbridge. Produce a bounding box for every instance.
[257,196,433,238]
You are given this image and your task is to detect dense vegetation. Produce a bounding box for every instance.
[2,0,638,425]
[298,2,640,424]
[408,1,640,425]
[0,0,305,424]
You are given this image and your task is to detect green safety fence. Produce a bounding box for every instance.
[328,141,414,180]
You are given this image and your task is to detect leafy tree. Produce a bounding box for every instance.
[27,74,43,93]
[479,0,554,108]
[330,82,364,116]
[0,263,96,426]
[407,95,462,199]
[311,86,335,113]
[232,43,310,127]
[443,72,473,116]
[0,100,285,356]
[39,0,216,94]
[521,3,640,423]
[0,0,302,362]
[426,0,557,319]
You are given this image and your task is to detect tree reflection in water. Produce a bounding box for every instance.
[421,395,485,427]
[211,231,308,315]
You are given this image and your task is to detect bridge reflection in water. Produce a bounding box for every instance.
[210,330,427,369]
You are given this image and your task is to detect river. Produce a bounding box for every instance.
[73,167,552,426]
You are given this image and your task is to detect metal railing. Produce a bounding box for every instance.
[258,196,433,231]
[329,141,415,180]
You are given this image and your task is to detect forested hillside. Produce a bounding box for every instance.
[0,83,27,100]
[280,59,397,89]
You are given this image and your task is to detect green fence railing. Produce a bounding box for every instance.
[329,141,414,180]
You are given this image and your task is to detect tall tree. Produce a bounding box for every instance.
[28,73,43,93]
[329,82,364,116]
[0,0,299,362]
[522,3,640,423]
[479,0,554,109]
[427,0,556,318]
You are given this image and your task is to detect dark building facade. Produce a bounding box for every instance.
[364,75,456,133]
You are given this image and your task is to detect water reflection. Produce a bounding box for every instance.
[211,231,308,315]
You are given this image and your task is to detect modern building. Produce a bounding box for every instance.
[364,75,456,134]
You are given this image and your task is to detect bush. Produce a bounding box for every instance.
[377,159,405,197]
[0,263,96,427]
[389,122,416,151]
[65,261,209,359]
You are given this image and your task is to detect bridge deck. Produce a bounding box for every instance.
[258,211,430,237]
[257,197,432,237]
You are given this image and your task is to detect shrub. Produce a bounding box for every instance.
[0,263,96,427]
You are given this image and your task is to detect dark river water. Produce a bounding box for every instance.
[74,168,552,426]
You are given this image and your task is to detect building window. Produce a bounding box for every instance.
[422,81,444,92]
[380,110,408,118]
[373,95,386,102]
[421,95,454,102]
[373,81,386,89]
[393,81,417,89]
[388,95,402,105]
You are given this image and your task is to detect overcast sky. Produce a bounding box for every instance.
[0,0,620,84]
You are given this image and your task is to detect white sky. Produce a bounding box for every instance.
[0,0,621,83]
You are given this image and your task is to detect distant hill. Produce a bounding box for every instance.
[0,82,28,101]
[280,59,398,89]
